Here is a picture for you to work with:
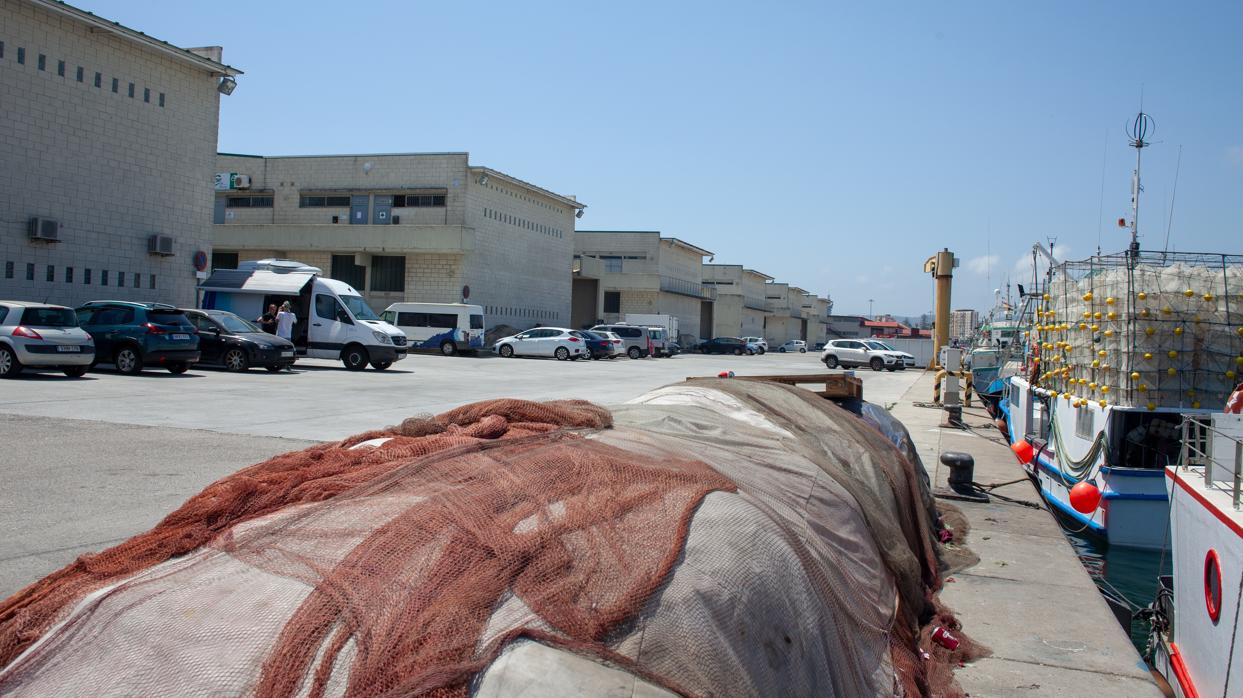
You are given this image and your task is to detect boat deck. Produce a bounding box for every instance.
[891,371,1163,696]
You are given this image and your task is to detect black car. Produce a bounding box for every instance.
[571,330,616,360]
[183,309,296,372]
[698,336,748,355]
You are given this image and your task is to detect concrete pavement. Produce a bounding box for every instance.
[889,371,1163,697]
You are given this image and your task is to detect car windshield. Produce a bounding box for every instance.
[211,313,259,333]
[20,307,77,328]
[864,341,887,350]
[148,310,195,329]
[339,295,380,320]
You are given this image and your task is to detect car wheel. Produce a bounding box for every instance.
[799,348,806,353]
[115,347,143,375]
[371,360,392,370]
[778,347,786,353]
[758,347,766,354]
[440,341,457,357]
[555,346,570,361]
[628,347,642,360]
[167,362,189,375]
[733,347,743,356]
[870,357,884,371]
[63,365,89,378]
[824,355,839,369]
[0,346,21,378]
[223,348,249,372]
[499,344,514,358]
[342,345,369,371]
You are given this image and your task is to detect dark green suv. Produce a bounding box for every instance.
[76,301,201,375]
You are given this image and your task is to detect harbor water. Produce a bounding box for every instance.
[1063,526,1171,655]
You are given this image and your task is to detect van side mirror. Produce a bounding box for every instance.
[337,311,352,324]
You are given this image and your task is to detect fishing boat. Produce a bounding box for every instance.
[1144,407,1243,697]
[998,113,1243,550]
[969,287,1035,417]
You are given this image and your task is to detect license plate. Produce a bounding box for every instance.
[56,345,80,352]
[281,351,294,357]
[171,333,190,340]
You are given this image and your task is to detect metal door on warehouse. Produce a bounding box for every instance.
[351,196,369,224]
[373,195,392,225]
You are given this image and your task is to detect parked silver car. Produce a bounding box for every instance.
[0,301,95,378]
[588,324,651,359]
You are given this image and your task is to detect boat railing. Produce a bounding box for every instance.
[1179,414,1243,509]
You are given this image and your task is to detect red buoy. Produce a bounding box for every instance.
[1069,481,1102,514]
[1011,440,1034,464]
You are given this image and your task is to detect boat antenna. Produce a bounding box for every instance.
[1126,109,1154,257]
[1095,129,1109,256]
[1163,144,1182,254]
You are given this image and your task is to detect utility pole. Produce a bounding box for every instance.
[868,299,874,319]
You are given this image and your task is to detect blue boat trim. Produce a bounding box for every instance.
[1041,489,1107,532]
[1098,465,1166,478]
[1101,491,1168,501]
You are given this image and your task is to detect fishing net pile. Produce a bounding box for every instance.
[0,380,973,697]
[1037,253,1243,410]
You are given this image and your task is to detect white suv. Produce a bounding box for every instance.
[494,327,587,361]
[820,339,902,371]
[740,336,767,354]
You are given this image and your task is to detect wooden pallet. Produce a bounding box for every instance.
[687,373,863,400]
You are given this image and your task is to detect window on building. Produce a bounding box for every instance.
[4,262,12,279]
[330,255,366,290]
[45,265,54,282]
[128,82,135,98]
[150,274,156,289]
[393,194,446,207]
[26,263,34,281]
[94,72,101,88]
[111,77,118,93]
[76,66,83,82]
[133,272,140,288]
[84,269,91,284]
[101,270,109,286]
[601,256,623,273]
[143,87,150,103]
[300,195,352,207]
[212,252,239,271]
[158,92,165,107]
[117,271,124,287]
[38,53,46,70]
[603,291,621,314]
[369,255,406,292]
[0,42,4,59]
[225,195,273,208]
[57,59,64,76]
[17,47,26,65]
[65,267,73,283]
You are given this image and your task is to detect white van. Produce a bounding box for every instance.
[380,303,484,356]
[198,259,408,370]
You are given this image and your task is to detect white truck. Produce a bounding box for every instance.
[198,259,408,370]
[623,314,680,357]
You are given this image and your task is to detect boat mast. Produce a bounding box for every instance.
[1127,111,1153,258]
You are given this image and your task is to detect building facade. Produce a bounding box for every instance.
[950,308,979,341]
[572,232,715,343]
[800,294,832,347]
[1,0,239,307]
[703,265,771,339]
[211,153,584,330]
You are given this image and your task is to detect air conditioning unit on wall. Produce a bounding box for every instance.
[28,217,62,242]
[148,234,175,256]
[234,174,252,189]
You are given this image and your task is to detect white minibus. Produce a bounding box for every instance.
[381,303,484,356]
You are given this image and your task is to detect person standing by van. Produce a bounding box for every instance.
[256,304,278,334]
[275,301,297,371]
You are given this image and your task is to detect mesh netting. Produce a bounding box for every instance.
[0,386,973,697]
[1033,251,1243,410]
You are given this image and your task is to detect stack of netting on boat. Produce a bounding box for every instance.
[0,381,975,697]
[1035,252,1243,410]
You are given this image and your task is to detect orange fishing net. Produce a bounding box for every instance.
[0,387,974,697]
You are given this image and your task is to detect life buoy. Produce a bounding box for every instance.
[1226,382,1243,414]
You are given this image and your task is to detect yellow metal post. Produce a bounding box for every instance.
[924,248,956,368]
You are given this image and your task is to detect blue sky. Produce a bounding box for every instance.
[87,1,1243,316]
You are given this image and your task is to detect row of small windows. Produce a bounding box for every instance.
[483,305,556,320]
[226,195,273,208]
[4,261,156,289]
[480,181,564,215]
[0,40,166,107]
[296,194,446,208]
[481,207,564,239]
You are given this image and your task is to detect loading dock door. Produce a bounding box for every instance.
[350,195,369,224]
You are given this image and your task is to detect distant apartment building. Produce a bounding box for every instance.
[826,315,867,338]
[211,153,584,330]
[1,0,240,307]
[572,232,715,342]
[950,308,979,341]
[800,294,832,346]
[762,282,809,344]
[703,265,772,339]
